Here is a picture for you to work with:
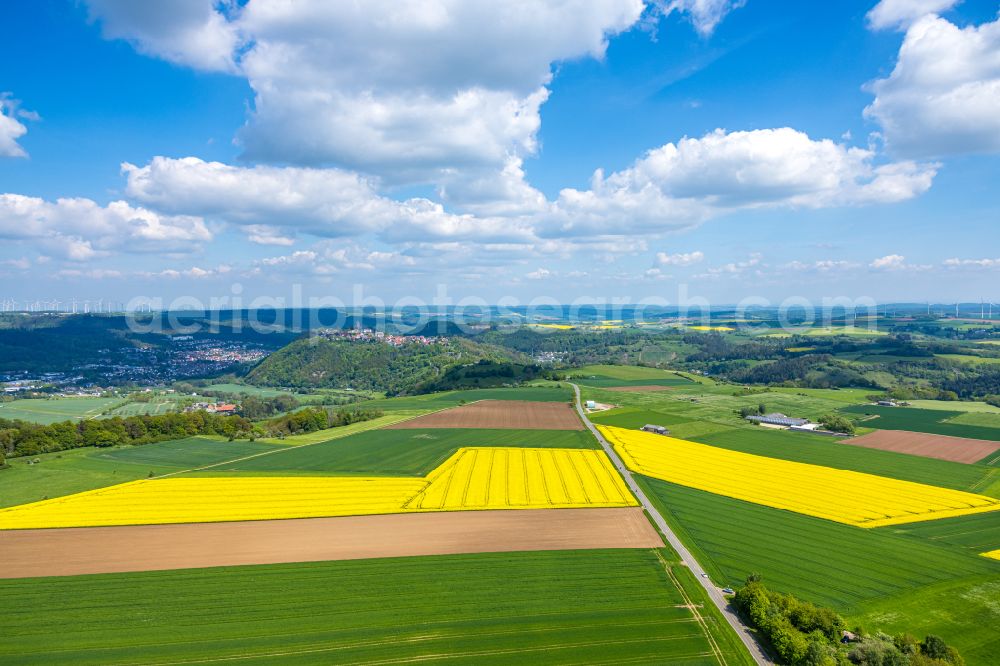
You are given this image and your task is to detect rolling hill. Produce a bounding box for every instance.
[246,336,528,394]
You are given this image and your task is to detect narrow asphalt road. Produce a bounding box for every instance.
[570,383,772,666]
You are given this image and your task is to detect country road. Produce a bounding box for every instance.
[570,383,773,666]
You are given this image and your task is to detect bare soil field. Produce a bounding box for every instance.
[387,400,583,430]
[604,385,677,393]
[0,507,661,578]
[845,430,1000,464]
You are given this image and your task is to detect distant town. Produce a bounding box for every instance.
[316,327,447,347]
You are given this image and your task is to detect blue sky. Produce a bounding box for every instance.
[1,0,999,309]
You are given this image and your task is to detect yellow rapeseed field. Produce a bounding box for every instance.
[983,549,1000,561]
[405,447,635,511]
[0,447,636,529]
[0,477,428,529]
[599,425,1000,528]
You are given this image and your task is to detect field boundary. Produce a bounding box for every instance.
[0,507,663,578]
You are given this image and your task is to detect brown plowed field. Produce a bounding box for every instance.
[844,430,1000,464]
[387,400,583,430]
[604,385,676,392]
[0,507,661,579]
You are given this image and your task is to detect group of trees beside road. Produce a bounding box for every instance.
[259,407,383,438]
[817,414,855,434]
[234,395,301,419]
[738,404,770,418]
[734,576,963,665]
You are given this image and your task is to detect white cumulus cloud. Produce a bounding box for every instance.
[865,14,1000,158]
[0,193,212,260]
[869,254,932,272]
[866,0,960,31]
[86,0,644,192]
[526,267,554,280]
[693,253,763,279]
[123,156,537,245]
[943,257,1000,269]
[122,125,939,251]
[548,127,936,236]
[783,259,860,272]
[656,250,704,266]
[870,254,907,270]
[236,0,644,185]
[656,0,746,36]
[0,94,34,158]
[85,0,241,73]
[244,225,295,246]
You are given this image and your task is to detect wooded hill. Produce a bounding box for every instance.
[245,337,526,394]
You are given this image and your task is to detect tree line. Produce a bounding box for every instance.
[0,406,385,458]
[0,412,255,458]
[733,576,963,665]
[260,407,383,438]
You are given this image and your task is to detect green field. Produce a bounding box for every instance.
[841,404,1000,441]
[355,386,574,412]
[570,364,694,388]
[907,399,1000,413]
[202,382,297,397]
[188,428,598,477]
[0,549,751,665]
[102,399,181,418]
[0,438,280,508]
[588,408,697,429]
[760,327,886,338]
[937,353,1000,365]
[945,411,1000,429]
[183,384,373,406]
[571,364,692,379]
[765,386,875,404]
[884,512,1000,553]
[0,397,122,424]
[637,348,676,364]
[576,377,694,388]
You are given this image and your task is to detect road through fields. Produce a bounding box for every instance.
[571,383,773,666]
